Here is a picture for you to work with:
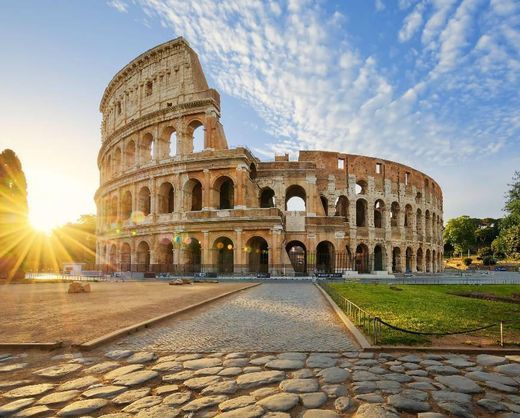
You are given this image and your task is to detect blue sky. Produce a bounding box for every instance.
[0,0,518,230]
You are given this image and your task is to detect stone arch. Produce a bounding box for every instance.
[316,241,335,273]
[392,247,402,273]
[140,132,154,163]
[390,202,400,228]
[320,195,329,216]
[125,140,136,168]
[374,244,384,271]
[246,236,269,273]
[184,178,203,211]
[213,176,234,210]
[404,204,413,228]
[138,186,151,216]
[259,187,275,208]
[374,199,385,228]
[158,182,174,214]
[188,119,205,153]
[286,240,307,274]
[355,180,368,195]
[416,209,423,235]
[249,163,257,180]
[425,210,431,240]
[356,198,368,227]
[157,237,174,265]
[160,126,177,158]
[335,195,349,220]
[183,237,201,273]
[426,248,432,272]
[136,241,150,270]
[416,247,424,272]
[355,244,369,273]
[122,191,132,220]
[213,236,234,273]
[285,185,306,211]
[120,242,131,268]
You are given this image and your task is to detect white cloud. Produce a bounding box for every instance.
[375,0,385,12]
[107,0,128,13]
[399,1,426,42]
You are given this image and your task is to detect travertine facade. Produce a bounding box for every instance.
[95,38,444,275]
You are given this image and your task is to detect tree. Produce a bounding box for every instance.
[492,171,520,260]
[443,216,478,255]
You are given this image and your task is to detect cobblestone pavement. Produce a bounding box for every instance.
[0,349,519,417]
[107,283,357,352]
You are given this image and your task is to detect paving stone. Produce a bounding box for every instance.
[13,405,52,417]
[236,371,285,389]
[104,364,143,380]
[321,384,347,397]
[279,378,319,393]
[184,357,222,370]
[384,373,414,383]
[376,380,402,393]
[99,413,133,418]
[3,384,55,398]
[223,358,249,367]
[57,398,108,416]
[302,410,340,418]
[113,370,159,386]
[437,401,475,418]
[34,363,82,378]
[426,365,460,375]
[162,370,194,382]
[421,360,443,366]
[135,404,180,418]
[157,354,178,362]
[300,392,328,408]
[224,352,247,359]
[317,367,350,383]
[0,363,28,372]
[355,393,385,403]
[431,390,472,404]
[82,385,127,399]
[368,367,387,375]
[162,391,191,406]
[306,355,336,368]
[110,387,153,407]
[265,359,304,370]
[126,351,156,364]
[354,403,400,418]
[417,413,447,418]
[445,358,476,368]
[389,366,405,372]
[106,350,133,360]
[250,387,278,399]
[122,396,163,413]
[84,361,119,374]
[476,355,508,367]
[243,366,263,373]
[154,384,179,395]
[466,371,518,386]
[278,352,307,360]
[335,396,354,412]
[217,405,265,418]
[219,367,242,376]
[57,375,99,391]
[387,394,431,412]
[506,355,520,363]
[0,380,32,389]
[399,355,421,363]
[477,398,510,412]
[181,395,228,412]
[249,355,276,366]
[401,389,428,401]
[292,369,315,379]
[201,380,238,395]
[407,369,428,376]
[408,381,435,390]
[219,395,256,411]
[256,393,299,411]
[435,375,483,393]
[495,363,520,377]
[353,371,379,381]
[151,361,183,372]
[36,390,80,405]
[0,398,35,415]
[194,366,224,376]
[183,375,221,390]
[482,380,517,393]
[352,381,378,394]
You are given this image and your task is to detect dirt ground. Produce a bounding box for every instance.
[0,281,252,344]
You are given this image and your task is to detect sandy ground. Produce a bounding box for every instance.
[0,281,252,344]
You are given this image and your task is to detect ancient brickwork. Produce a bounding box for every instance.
[95,38,444,275]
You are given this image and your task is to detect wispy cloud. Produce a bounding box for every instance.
[107,0,129,13]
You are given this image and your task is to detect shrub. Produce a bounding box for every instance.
[463,257,473,267]
[478,247,493,258]
[482,256,496,266]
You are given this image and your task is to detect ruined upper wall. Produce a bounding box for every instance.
[99,37,218,141]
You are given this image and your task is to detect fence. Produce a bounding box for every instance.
[321,282,518,346]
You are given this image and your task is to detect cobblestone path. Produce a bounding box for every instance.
[0,349,518,417]
[107,283,357,352]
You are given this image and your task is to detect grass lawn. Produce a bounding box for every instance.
[325,283,520,346]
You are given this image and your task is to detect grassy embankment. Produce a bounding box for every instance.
[326,282,520,346]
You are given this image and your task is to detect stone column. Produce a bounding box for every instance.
[306,176,317,216]
[150,179,157,217]
[270,227,282,275]
[203,169,211,210]
[235,228,244,273]
[202,231,210,272]
[235,165,246,209]
[386,244,393,274]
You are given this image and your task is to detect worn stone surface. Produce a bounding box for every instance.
[122,396,162,413]
[36,390,79,405]
[82,385,127,399]
[279,378,319,393]
[57,398,108,416]
[34,364,82,378]
[435,375,482,393]
[112,387,151,404]
[181,395,228,412]
[4,384,55,398]
[257,393,299,411]
[113,370,159,386]
[0,398,35,415]
[163,391,191,406]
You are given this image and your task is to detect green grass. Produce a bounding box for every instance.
[325,283,520,346]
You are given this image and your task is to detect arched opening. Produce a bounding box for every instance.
[374,245,384,271]
[113,148,121,175]
[160,126,176,158]
[286,241,307,274]
[120,243,131,269]
[425,210,431,240]
[355,180,367,195]
[157,238,174,265]
[214,176,234,209]
[356,199,367,227]
[316,241,335,273]
[140,133,154,163]
[415,192,422,204]
[404,204,413,228]
[335,195,349,220]
[122,191,132,220]
[355,244,369,273]
[110,196,118,223]
[183,237,201,273]
[392,247,402,273]
[426,249,431,272]
[109,244,117,267]
[137,241,150,270]
[138,187,151,216]
[390,202,400,228]
[125,140,136,168]
[374,200,385,228]
[158,182,174,214]
[406,247,413,272]
[320,195,328,216]
[188,120,204,152]
[213,237,234,273]
[246,236,269,273]
[343,246,353,270]
[285,185,306,211]
[184,179,203,211]
[259,188,275,208]
[249,163,257,180]
[416,209,423,235]
[416,248,424,272]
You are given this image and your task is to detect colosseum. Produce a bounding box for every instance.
[95,38,444,277]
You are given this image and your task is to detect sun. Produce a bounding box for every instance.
[29,212,58,235]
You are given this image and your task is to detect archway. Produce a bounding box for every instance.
[316,241,335,273]
[138,187,151,216]
[136,241,150,271]
[392,247,402,273]
[374,245,384,271]
[286,241,307,274]
[335,195,348,220]
[355,180,367,195]
[140,133,154,163]
[391,202,400,228]
[214,237,234,273]
[416,209,423,235]
[158,182,174,214]
[260,188,275,208]
[416,248,424,272]
[404,204,413,228]
[356,199,367,227]
[214,176,234,209]
[249,163,257,180]
[406,247,413,272]
[189,120,204,152]
[157,239,174,265]
[160,126,176,157]
[125,140,136,168]
[184,179,203,211]
[374,200,385,228]
[246,236,269,273]
[355,244,369,273]
[285,185,306,211]
[183,237,201,273]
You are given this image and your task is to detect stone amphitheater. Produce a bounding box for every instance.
[95,37,444,276]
